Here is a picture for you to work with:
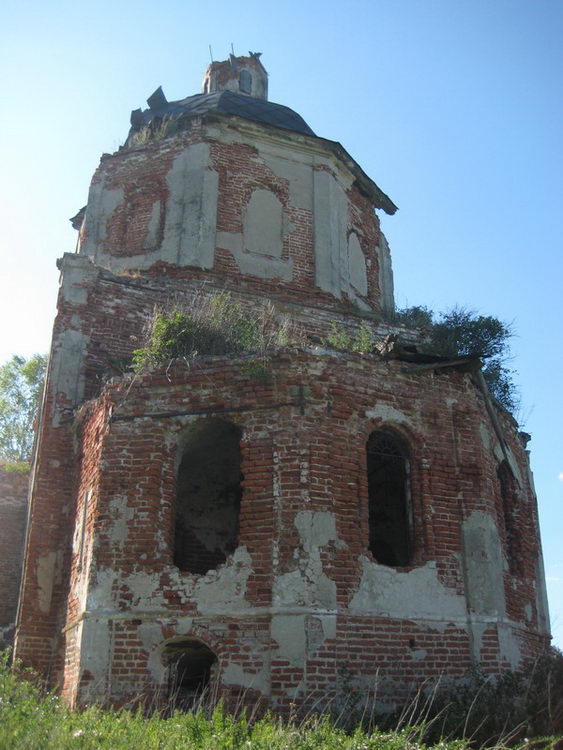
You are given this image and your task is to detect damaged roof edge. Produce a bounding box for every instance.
[209,111,398,215]
[126,94,398,215]
[324,139,398,215]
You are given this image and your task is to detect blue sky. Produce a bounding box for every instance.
[1,0,562,647]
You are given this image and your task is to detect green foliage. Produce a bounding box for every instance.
[239,358,271,383]
[324,322,354,352]
[426,308,512,361]
[394,306,517,412]
[392,305,434,329]
[2,461,31,473]
[128,119,174,148]
[0,353,47,462]
[324,321,376,355]
[352,322,376,354]
[424,648,563,745]
[0,649,562,749]
[133,294,297,378]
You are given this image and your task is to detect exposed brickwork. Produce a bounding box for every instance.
[34,350,547,709]
[13,58,549,714]
[0,465,29,649]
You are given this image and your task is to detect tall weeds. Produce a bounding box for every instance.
[132,292,302,377]
[1,650,562,749]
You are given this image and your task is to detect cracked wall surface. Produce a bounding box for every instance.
[76,121,386,314]
[32,349,548,710]
[13,94,549,713]
[0,466,29,649]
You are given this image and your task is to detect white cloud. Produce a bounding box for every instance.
[558,472,563,482]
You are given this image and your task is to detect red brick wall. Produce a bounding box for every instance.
[51,350,547,708]
[13,117,548,713]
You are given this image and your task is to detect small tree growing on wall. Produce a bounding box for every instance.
[0,354,47,463]
[393,306,518,412]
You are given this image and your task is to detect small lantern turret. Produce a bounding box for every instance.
[202,52,268,99]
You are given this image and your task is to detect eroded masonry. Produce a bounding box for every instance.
[13,54,550,712]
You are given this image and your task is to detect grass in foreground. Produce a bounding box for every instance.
[1,654,561,750]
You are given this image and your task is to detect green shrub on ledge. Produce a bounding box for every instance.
[133,293,297,373]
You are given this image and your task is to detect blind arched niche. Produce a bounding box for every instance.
[174,420,242,574]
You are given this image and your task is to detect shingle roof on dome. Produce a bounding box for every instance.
[128,89,315,140]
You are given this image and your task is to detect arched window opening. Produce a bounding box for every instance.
[174,421,242,574]
[239,69,252,94]
[162,639,217,711]
[367,431,412,567]
[498,461,520,574]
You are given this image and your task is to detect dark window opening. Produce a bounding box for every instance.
[367,431,412,566]
[498,461,520,574]
[163,639,217,712]
[239,70,252,94]
[174,420,242,574]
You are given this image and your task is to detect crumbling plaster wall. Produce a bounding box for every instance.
[56,349,548,708]
[0,466,29,648]
[13,232,406,682]
[77,120,392,314]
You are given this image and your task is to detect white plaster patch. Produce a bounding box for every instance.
[147,637,169,684]
[60,256,98,305]
[271,614,306,667]
[81,182,124,260]
[364,404,413,427]
[312,170,370,310]
[87,569,119,611]
[411,649,427,662]
[108,495,135,549]
[313,170,347,300]
[320,614,337,641]
[163,143,218,270]
[503,446,523,487]
[348,232,368,297]
[139,621,167,653]
[223,661,269,693]
[244,189,283,258]
[203,122,347,188]
[143,200,162,250]
[468,621,488,661]
[79,617,111,693]
[377,231,395,315]
[535,552,551,635]
[493,441,505,463]
[295,510,339,548]
[50,328,89,418]
[194,546,252,613]
[273,511,339,609]
[497,622,522,669]
[479,423,492,451]
[175,616,194,635]
[462,510,506,617]
[121,571,167,610]
[350,557,466,622]
[216,230,293,280]
[260,152,314,210]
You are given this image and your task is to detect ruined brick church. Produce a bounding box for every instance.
[11,54,550,712]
